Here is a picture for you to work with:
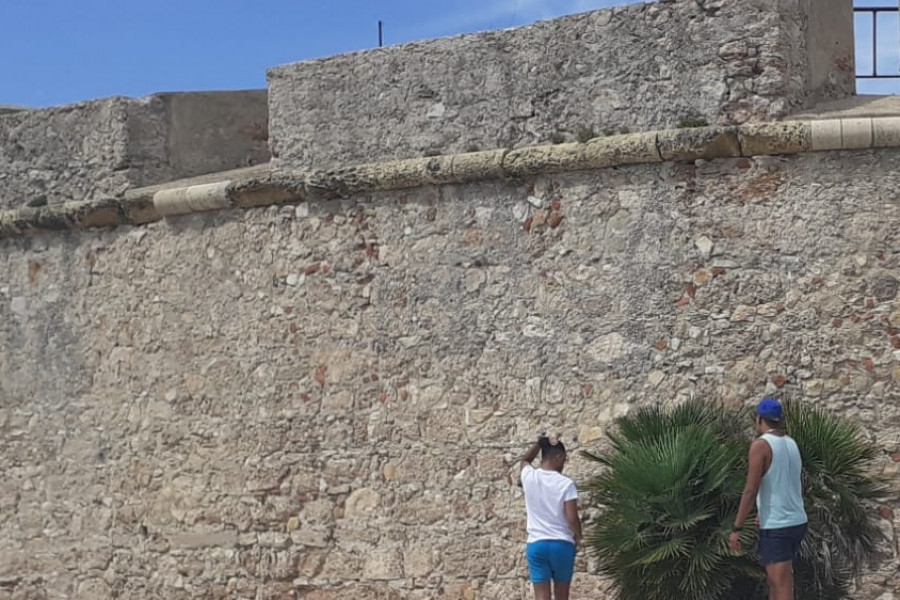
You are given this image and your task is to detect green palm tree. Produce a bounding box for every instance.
[582,400,763,600]
[581,399,889,600]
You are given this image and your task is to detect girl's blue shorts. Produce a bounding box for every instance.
[526,540,576,583]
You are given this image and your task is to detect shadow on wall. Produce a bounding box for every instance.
[155,91,270,181]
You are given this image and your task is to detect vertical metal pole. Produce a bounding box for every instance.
[378,21,384,48]
[872,11,878,77]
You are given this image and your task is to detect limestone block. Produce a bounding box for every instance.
[153,181,233,217]
[75,579,109,600]
[344,488,380,518]
[503,143,585,178]
[810,119,842,151]
[872,117,900,148]
[230,172,301,208]
[647,371,666,388]
[503,133,660,178]
[738,121,811,156]
[841,118,874,149]
[657,126,741,161]
[588,332,629,363]
[362,549,403,580]
[578,425,605,444]
[403,546,435,578]
[168,531,237,549]
[291,528,330,548]
[448,149,508,182]
[695,236,714,259]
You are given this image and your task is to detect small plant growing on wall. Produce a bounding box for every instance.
[677,113,709,128]
[549,131,567,144]
[575,125,597,143]
[603,126,631,137]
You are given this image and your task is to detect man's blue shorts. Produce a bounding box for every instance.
[526,540,576,583]
[759,523,807,565]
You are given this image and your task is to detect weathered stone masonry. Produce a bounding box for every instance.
[0,91,269,211]
[268,0,854,167]
[2,1,899,599]
[3,132,900,599]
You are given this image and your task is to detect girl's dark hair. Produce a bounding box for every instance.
[539,436,566,460]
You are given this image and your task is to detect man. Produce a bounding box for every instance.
[730,397,808,600]
[519,433,583,600]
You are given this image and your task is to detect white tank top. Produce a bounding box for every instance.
[757,433,808,530]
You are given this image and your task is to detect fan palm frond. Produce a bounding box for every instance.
[582,399,890,600]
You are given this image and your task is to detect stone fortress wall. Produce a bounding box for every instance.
[2,1,899,599]
[0,92,270,211]
[267,0,855,167]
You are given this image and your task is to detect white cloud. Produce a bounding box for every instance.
[409,0,635,40]
[504,0,627,25]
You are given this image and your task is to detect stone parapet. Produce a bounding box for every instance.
[267,0,854,168]
[0,91,270,211]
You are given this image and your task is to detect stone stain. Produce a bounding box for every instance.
[26,260,41,285]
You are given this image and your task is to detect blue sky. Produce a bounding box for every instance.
[855,2,900,95]
[0,0,897,108]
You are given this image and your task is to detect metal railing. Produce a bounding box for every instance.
[854,5,900,79]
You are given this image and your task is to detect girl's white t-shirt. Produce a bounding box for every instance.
[520,465,578,544]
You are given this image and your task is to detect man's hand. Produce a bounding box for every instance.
[728,531,741,552]
[574,534,583,554]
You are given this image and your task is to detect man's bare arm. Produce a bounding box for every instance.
[733,440,768,530]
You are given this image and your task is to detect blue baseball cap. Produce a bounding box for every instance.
[756,397,783,421]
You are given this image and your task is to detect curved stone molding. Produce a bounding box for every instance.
[737,121,811,157]
[873,117,900,148]
[656,126,742,161]
[0,199,123,237]
[153,181,233,217]
[504,133,661,178]
[810,120,842,152]
[3,116,900,239]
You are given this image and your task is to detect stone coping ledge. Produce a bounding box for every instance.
[2,116,899,239]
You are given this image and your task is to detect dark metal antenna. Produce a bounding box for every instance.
[378,20,384,47]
